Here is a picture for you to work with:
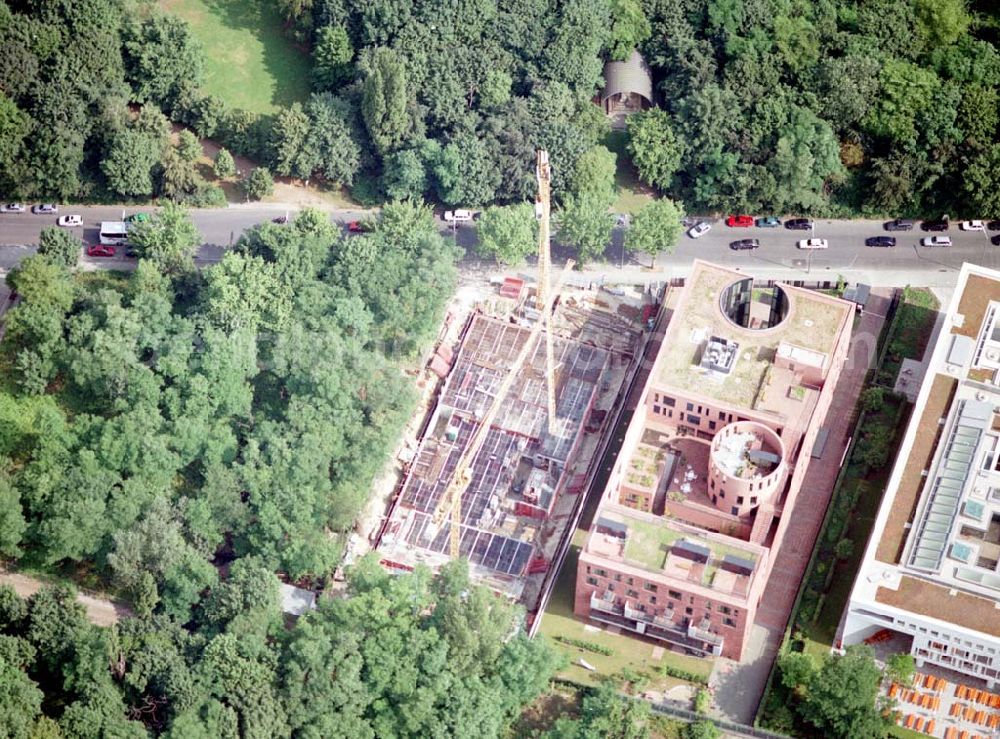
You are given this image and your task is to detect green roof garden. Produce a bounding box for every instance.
[619,514,759,575]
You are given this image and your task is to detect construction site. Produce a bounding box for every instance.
[372,151,656,622]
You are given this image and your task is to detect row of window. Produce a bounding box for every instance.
[584,567,741,620]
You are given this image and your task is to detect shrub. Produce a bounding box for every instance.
[182,183,228,208]
[241,167,274,201]
[659,664,709,685]
[553,636,614,656]
[693,687,711,714]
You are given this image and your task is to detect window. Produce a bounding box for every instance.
[704,603,713,611]
[710,479,715,490]
[731,506,739,515]
[712,495,717,504]
[668,410,673,418]
[627,589,639,598]
[724,617,736,627]
[750,496,757,505]
[737,496,744,505]
[668,590,681,599]
[718,411,726,420]
[614,574,622,582]
[719,605,731,615]
[697,405,703,413]
[594,569,607,577]
[687,414,700,425]
[626,577,634,586]
[663,397,675,407]
[685,607,693,616]
[709,421,716,430]
[686,402,694,412]
[586,577,598,586]
[650,596,657,605]
[654,405,661,415]
[654,393,660,403]
[644,583,658,592]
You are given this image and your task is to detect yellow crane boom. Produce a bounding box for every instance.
[430,150,569,560]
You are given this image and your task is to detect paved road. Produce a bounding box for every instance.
[2,207,998,286]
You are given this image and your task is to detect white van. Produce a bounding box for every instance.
[796,238,828,249]
[444,209,475,223]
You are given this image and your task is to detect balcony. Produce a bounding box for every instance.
[588,594,724,657]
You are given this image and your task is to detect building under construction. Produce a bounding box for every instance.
[376,285,646,610]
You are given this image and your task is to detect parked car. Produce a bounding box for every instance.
[444,209,476,223]
[32,204,58,214]
[347,220,374,233]
[1,203,25,213]
[884,218,914,231]
[123,213,149,224]
[922,216,950,231]
[796,238,828,249]
[725,214,754,227]
[730,239,760,250]
[987,220,1000,231]
[785,218,813,230]
[865,236,896,247]
[992,235,1000,246]
[921,236,952,247]
[688,222,711,239]
[680,216,698,228]
[272,215,289,224]
[85,244,115,257]
[961,220,986,231]
[755,216,781,228]
[57,215,82,227]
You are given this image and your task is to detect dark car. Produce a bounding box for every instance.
[988,221,1000,231]
[785,218,813,230]
[866,236,896,247]
[992,234,1000,246]
[725,214,754,228]
[884,218,914,231]
[922,216,950,231]
[756,216,781,228]
[272,215,289,224]
[729,239,760,250]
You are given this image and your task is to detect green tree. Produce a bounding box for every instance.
[202,252,290,332]
[300,93,361,186]
[625,199,683,267]
[37,227,80,270]
[313,25,353,90]
[476,203,538,265]
[545,682,650,738]
[693,687,711,715]
[241,168,275,201]
[160,147,201,201]
[0,93,30,179]
[834,538,854,560]
[571,145,617,204]
[361,47,410,154]
[770,107,845,213]
[797,647,889,739]
[685,721,720,739]
[128,202,200,272]
[914,0,969,51]
[101,128,162,197]
[122,14,205,108]
[382,148,427,201]
[963,144,1000,218]
[627,108,685,192]
[269,103,311,178]
[608,0,651,61]
[885,653,916,686]
[213,148,236,179]
[557,194,614,266]
[0,473,26,558]
[177,129,202,162]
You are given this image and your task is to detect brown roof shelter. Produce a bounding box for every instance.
[600,50,653,119]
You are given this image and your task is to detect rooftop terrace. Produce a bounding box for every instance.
[590,509,761,597]
[655,263,850,409]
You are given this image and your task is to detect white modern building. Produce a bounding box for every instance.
[843,264,1000,687]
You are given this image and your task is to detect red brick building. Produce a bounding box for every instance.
[575,261,853,660]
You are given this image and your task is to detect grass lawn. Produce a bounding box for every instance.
[604,130,655,215]
[160,0,311,114]
[538,543,712,690]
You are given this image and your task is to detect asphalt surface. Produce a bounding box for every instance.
[2,206,998,286]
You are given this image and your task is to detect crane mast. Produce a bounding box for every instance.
[429,149,569,559]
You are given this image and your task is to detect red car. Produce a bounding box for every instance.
[726,215,754,228]
[86,244,116,257]
[347,220,365,233]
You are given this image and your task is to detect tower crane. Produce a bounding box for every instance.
[429,149,570,560]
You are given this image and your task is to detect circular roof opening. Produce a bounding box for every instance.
[719,278,789,331]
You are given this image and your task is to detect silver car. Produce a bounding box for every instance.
[32,203,58,214]
[1,203,25,213]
